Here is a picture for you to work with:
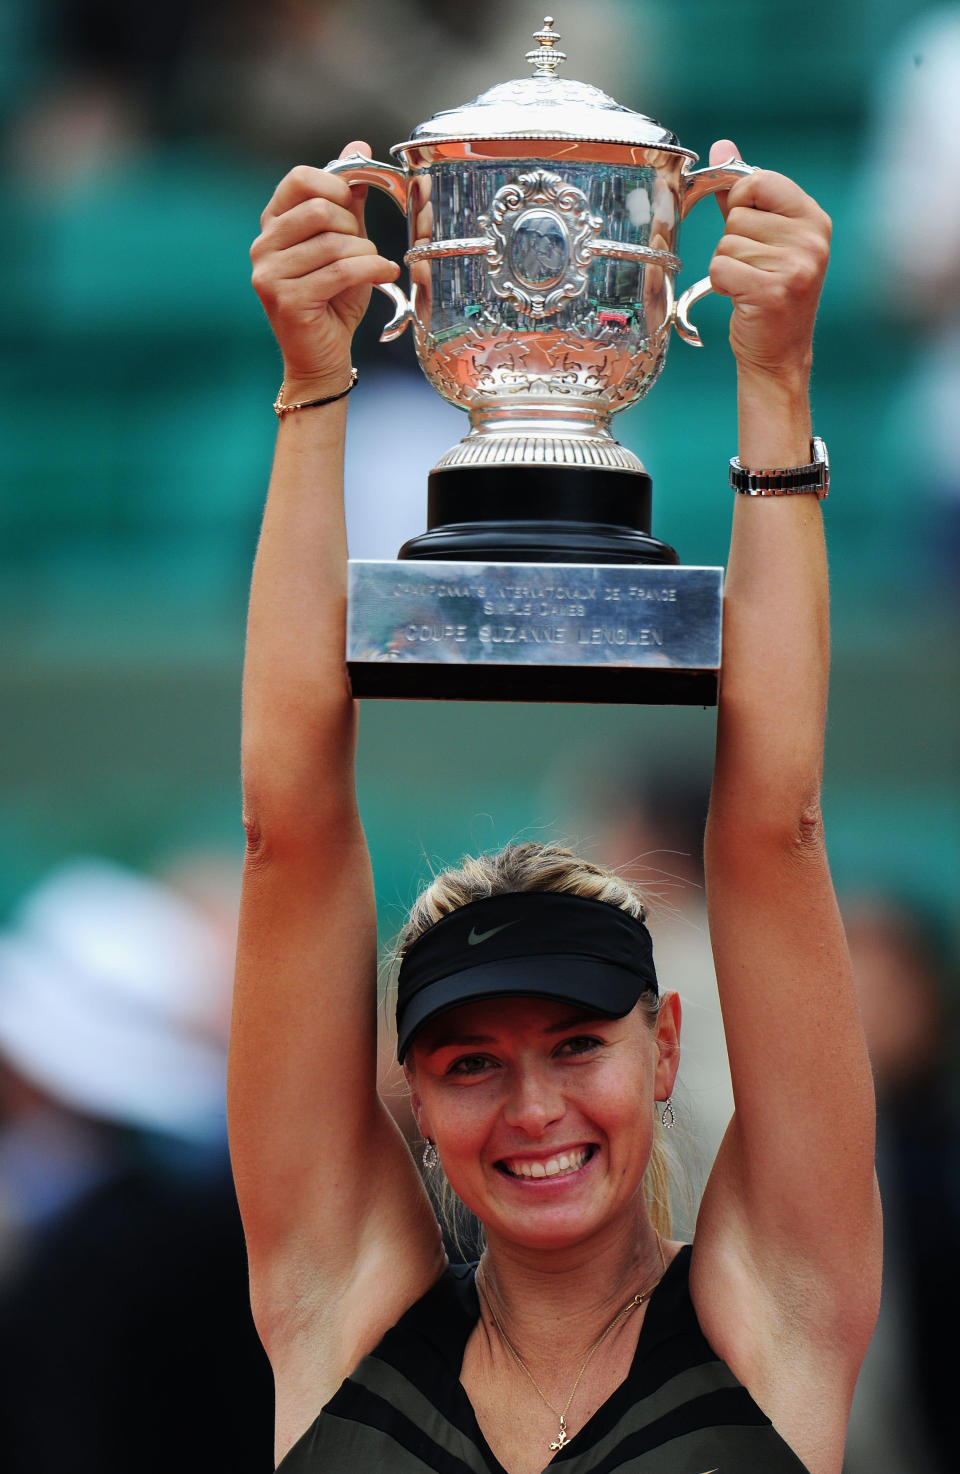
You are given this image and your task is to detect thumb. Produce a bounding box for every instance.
[340,138,372,234]
[708,137,741,221]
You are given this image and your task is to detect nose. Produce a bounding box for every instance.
[501,1059,565,1137]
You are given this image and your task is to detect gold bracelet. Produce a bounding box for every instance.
[273,367,358,418]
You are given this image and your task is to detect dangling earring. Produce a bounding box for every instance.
[659,1097,676,1130]
[422,1139,439,1171]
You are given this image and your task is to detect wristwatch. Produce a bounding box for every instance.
[729,437,829,498]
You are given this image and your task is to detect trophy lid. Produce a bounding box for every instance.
[394,17,688,155]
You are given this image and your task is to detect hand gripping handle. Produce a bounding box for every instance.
[673,155,759,347]
[323,152,416,342]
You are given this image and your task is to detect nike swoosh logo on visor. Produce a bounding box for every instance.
[467,921,519,946]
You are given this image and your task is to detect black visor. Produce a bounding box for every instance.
[396,890,657,1062]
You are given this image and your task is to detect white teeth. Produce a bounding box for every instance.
[503,1147,590,1179]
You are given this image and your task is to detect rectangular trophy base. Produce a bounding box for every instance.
[346,560,723,706]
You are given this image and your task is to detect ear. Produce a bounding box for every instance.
[653,991,682,1102]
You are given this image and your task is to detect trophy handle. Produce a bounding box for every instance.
[323,152,416,342]
[673,276,713,347]
[673,155,759,348]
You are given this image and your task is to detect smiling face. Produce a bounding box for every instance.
[405,993,681,1253]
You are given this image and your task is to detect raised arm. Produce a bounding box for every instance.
[691,143,881,1449]
[229,148,443,1459]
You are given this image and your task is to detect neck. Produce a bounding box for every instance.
[478,1200,667,1362]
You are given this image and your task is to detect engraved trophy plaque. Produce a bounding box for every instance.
[328,18,756,704]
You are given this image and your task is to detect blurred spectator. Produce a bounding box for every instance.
[860,3,960,582]
[9,0,203,180]
[187,1,642,161]
[0,857,272,1473]
[842,893,960,1474]
[10,1,640,181]
[0,857,230,1143]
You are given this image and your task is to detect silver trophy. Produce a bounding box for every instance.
[328,17,755,703]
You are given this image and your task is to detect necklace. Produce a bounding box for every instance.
[475,1236,667,1455]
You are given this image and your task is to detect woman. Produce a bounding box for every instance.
[230,138,881,1474]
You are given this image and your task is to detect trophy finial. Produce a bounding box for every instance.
[525,16,567,78]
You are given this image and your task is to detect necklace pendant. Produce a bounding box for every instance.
[549,1416,569,1452]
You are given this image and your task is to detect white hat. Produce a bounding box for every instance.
[0,858,229,1141]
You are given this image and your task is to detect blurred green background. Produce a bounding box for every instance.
[1,0,956,952]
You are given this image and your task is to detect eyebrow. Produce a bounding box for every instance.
[424,1013,614,1054]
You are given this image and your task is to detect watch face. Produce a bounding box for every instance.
[811,437,830,496]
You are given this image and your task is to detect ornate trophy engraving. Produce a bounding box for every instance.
[328,17,757,703]
[482,171,601,319]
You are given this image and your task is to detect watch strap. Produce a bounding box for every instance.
[730,437,829,498]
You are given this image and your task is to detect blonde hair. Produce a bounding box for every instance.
[392,841,678,1249]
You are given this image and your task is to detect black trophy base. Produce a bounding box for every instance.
[398,463,678,566]
[347,660,718,705]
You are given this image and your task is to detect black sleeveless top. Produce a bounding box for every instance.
[277,1245,810,1473]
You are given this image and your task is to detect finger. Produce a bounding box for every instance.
[256,196,365,257]
[712,234,794,275]
[717,212,830,293]
[261,163,357,223]
[709,252,771,301]
[287,252,402,301]
[340,139,372,235]
[269,234,384,285]
[254,239,397,304]
[713,238,825,309]
[709,137,741,168]
[724,167,829,227]
[708,138,741,221]
[709,249,823,310]
[722,205,815,246]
